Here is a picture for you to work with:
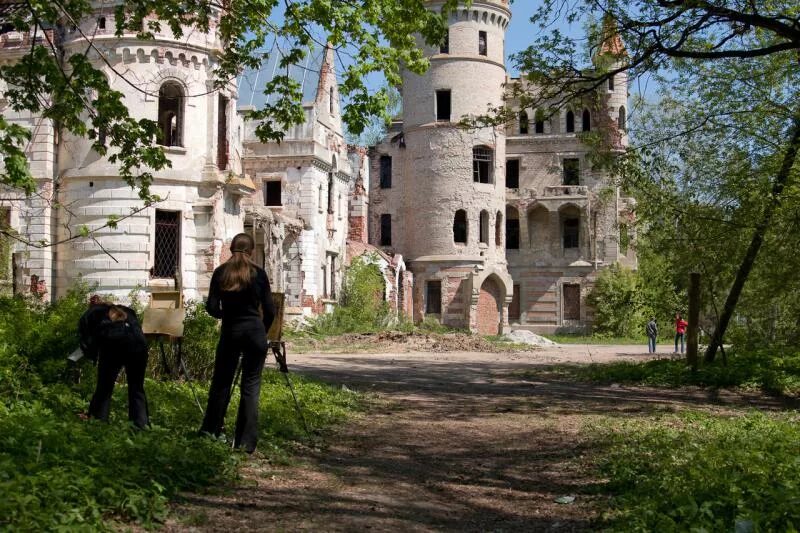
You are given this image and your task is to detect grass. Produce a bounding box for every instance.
[591,411,800,531]
[543,333,647,345]
[533,348,800,396]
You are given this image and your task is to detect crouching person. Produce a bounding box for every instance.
[79,297,150,429]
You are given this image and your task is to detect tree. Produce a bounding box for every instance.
[510,1,800,358]
[0,0,457,201]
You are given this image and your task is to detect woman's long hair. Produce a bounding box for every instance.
[220,233,256,292]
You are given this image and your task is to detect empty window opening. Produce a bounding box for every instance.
[153,210,180,278]
[329,86,334,114]
[98,17,106,30]
[436,90,451,121]
[327,172,334,214]
[473,146,493,183]
[157,82,184,147]
[506,159,519,189]
[566,110,575,133]
[380,214,392,246]
[479,210,489,244]
[379,155,392,189]
[217,94,229,170]
[534,109,545,134]
[608,75,615,91]
[582,109,591,132]
[618,106,626,130]
[563,158,580,186]
[495,211,503,247]
[519,111,529,134]
[563,217,580,248]
[453,209,468,244]
[426,280,442,314]
[264,180,282,206]
[506,206,520,250]
[440,31,449,54]
[328,253,337,299]
[478,30,487,55]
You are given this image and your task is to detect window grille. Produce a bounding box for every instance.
[473,146,493,183]
[153,210,180,278]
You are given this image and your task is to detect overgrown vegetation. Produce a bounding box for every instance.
[542,349,800,397]
[594,412,800,531]
[0,286,363,529]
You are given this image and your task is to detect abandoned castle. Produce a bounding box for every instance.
[0,0,635,334]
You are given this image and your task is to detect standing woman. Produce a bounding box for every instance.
[200,233,275,453]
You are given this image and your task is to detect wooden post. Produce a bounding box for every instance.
[687,272,701,372]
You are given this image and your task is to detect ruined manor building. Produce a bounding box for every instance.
[0,4,353,318]
[369,0,636,334]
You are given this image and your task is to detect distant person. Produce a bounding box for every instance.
[674,313,688,354]
[79,296,150,428]
[200,233,275,453]
[646,317,658,354]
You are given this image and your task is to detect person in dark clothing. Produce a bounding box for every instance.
[79,299,150,428]
[200,233,275,453]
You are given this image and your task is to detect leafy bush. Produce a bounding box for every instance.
[587,264,648,339]
[549,349,800,396]
[595,412,800,531]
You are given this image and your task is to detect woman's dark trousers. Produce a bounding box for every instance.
[200,325,268,452]
[88,350,150,429]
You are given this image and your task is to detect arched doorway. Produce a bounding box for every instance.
[477,276,502,335]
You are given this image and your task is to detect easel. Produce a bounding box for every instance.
[141,280,186,379]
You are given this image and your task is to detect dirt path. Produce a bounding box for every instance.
[167,344,786,532]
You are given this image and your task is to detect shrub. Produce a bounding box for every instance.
[587,264,648,339]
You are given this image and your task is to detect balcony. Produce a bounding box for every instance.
[543,185,589,198]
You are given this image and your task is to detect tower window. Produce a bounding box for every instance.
[440,31,449,54]
[436,90,451,121]
[264,180,282,206]
[157,81,184,147]
[426,280,442,314]
[379,155,392,189]
[506,159,519,189]
[327,172,334,214]
[563,158,580,186]
[618,106,627,130]
[217,94,229,170]
[534,109,545,134]
[564,218,580,248]
[453,209,468,244]
[473,146,493,184]
[478,31,487,56]
[380,214,392,246]
[98,17,106,30]
[608,75,615,91]
[153,210,180,278]
[479,210,489,244]
[566,110,575,133]
[519,111,529,135]
[582,109,591,132]
[329,86,334,114]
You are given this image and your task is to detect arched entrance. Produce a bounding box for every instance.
[477,276,502,335]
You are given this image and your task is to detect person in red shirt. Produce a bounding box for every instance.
[674,313,688,354]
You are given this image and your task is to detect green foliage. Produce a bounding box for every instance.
[587,264,648,339]
[305,255,393,336]
[550,349,800,396]
[0,289,363,529]
[595,412,800,531]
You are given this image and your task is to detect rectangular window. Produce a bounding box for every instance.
[426,280,442,314]
[506,159,519,188]
[473,147,492,183]
[478,31,487,56]
[440,31,449,54]
[217,95,229,171]
[153,210,180,278]
[380,214,392,246]
[264,180,282,206]
[436,90,451,122]
[329,253,337,299]
[563,218,580,249]
[608,75,615,91]
[379,155,392,189]
[563,158,580,186]
[506,218,520,249]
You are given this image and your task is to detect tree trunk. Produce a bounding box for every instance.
[704,118,800,362]
[687,272,700,371]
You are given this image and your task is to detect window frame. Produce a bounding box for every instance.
[472,146,493,184]
[152,209,181,279]
[435,89,452,122]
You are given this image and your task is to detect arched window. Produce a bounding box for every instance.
[566,110,575,133]
[528,205,549,251]
[158,81,184,147]
[327,172,334,214]
[582,109,591,132]
[618,106,626,130]
[329,86,335,114]
[506,206,520,250]
[473,146,493,184]
[495,211,503,247]
[534,109,545,134]
[479,210,489,244]
[519,111,529,135]
[453,209,468,244]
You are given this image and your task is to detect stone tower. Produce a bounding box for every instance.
[370,0,514,334]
